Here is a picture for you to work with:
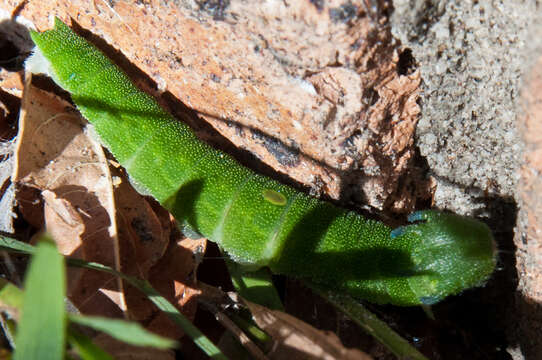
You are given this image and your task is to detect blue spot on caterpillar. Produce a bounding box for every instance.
[27,18,496,306]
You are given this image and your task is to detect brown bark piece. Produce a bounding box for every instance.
[5,0,420,211]
[512,56,542,359]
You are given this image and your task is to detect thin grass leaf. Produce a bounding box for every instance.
[69,314,177,349]
[0,236,35,254]
[0,236,228,360]
[14,234,66,360]
[69,260,228,359]
[226,259,284,311]
[310,285,429,360]
[67,328,113,360]
[229,313,271,347]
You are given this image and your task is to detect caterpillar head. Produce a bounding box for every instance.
[391,210,497,305]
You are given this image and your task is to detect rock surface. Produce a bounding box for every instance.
[391,0,532,212]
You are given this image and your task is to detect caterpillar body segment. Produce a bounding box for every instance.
[28,19,496,306]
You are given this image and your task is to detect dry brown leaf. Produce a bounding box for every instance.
[111,164,171,322]
[0,139,16,233]
[92,333,175,360]
[112,164,205,337]
[14,80,203,343]
[113,166,170,280]
[146,234,206,339]
[0,68,23,98]
[14,184,43,229]
[14,82,125,317]
[242,298,372,360]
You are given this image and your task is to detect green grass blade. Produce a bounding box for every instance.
[65,258,223,356]
[225,259,284,311]
[13,234,66,360]
[0,276,113,359]
[310,285,429,360]
[129,277,227,359]
[69,314,177,349]
[67,328,113,360]
[0,236,36,254]
[0,237,228,360]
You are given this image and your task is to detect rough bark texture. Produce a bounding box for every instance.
[0,0,421,212]
[510,56,542,360]
[513,12,542,360]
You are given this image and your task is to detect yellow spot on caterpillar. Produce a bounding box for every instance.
[262,189,287,206]
[430,279,439,291]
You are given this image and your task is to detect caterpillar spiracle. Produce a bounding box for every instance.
[27,19,496,306]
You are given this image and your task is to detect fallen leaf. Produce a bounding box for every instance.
[0,139,16,233]
[242,298,372,360]
[0,68,24,98]
[112,164,205,336]
[92,333,175,360]
[146,233,206,339]
[14,82,125,317]
[113,166,170,280]
[14,80,204,346]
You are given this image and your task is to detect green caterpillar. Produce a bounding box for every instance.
[27,19,496,306]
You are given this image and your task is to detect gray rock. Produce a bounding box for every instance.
[390,0,540,212]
